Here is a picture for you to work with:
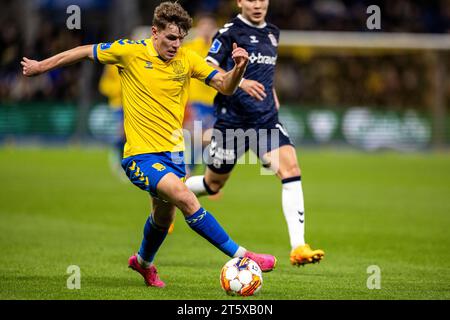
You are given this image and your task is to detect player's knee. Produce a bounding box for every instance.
[174,189,200,216]
[278,164,301,180]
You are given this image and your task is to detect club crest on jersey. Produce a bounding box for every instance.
[249,35,259,43]
[171,60,184,74]
[209,39,222,54]
[268,33,278,47]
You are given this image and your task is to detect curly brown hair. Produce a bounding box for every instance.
[153,1,193,36]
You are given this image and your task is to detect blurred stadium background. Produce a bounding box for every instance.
[1,0,449,149]
[1,0,450,300]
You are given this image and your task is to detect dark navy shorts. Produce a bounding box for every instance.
[206,116,294,174]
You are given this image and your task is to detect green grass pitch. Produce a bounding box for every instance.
[0,146,449,300]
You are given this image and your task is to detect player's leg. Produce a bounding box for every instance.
[122,153,178,287]
[138,197,175,264]
[186,125,241,197]
[186,167,231,197]
[261,124,324,266]
[264,145,303,242]
[157,173,276,272]
[128,197,175,288]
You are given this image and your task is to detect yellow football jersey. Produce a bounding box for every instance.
[98,64,122,109]
[94,38,218,157]
[183,37,217,105]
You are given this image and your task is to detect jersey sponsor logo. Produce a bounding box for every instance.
[249,35,259,43]
[268,33,278,47]
[249,52,277,65]
[152,163,166,172]
[100,42,112,50]
[209,39,222,54]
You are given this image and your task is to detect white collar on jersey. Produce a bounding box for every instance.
[237,14,267,29]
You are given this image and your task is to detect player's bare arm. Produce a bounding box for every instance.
[21,45,95,77]
[240,78,267,101]
[209,43,249,95]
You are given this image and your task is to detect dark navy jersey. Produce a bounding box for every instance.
[206,15,279,126]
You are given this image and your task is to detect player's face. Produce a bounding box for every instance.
[238,0,269,25]
[152,24,186,61]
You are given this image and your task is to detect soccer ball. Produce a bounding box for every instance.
[220,257,263,296]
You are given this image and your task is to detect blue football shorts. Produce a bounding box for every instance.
[121,151,186,197]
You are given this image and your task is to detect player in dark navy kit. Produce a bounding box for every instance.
[186,0,324,266]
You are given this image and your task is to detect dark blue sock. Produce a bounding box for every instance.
[185,208,239,257]
[138,215,168,263]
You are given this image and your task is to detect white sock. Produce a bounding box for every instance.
[185,175,208,196]
[282,179,306,250]
[232,246,247,258]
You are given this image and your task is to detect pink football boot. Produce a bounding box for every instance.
[244,251,277,272]
[128,255,165,288]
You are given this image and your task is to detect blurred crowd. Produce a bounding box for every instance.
[275,52,450,110]
[199,0,450,33]
[0,21,83,103]
[268,0,450,33]
[1,0,449,110]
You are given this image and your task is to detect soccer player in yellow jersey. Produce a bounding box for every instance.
[183,15,218,173]
[21,2,276,287]
[98,64,126,176]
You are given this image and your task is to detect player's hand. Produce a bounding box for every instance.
[231,43,248,69]
[240,79,267,101]
[21,57,42,77]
